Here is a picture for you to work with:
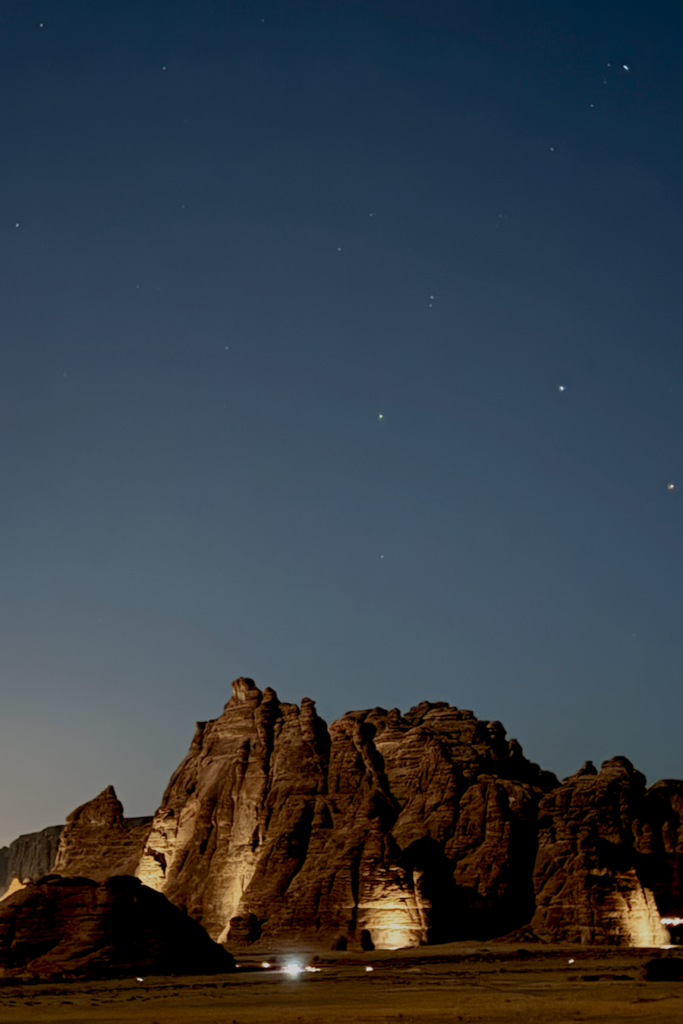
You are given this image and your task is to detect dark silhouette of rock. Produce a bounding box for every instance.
[0,874,234,979]
[0,825,63,900]
[530,758,667,945]
[643,955,683,981]
[633,778,683,919]
[137,678,556,948]
[53,786,152,882]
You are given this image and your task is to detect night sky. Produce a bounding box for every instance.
[2,0,682,846]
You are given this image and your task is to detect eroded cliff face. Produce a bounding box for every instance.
[137,679,556,948]
[531,758,668,945]
[10,677,681,949]
[53,786,152,883]
[0,825,63,900]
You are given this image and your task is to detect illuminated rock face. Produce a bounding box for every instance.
[53,786,152,883]
[137,680,555,948]
[531,758,669,945]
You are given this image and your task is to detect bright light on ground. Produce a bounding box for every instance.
[284,963,303,976]
[261,962,271,968]
[366,966,374,972]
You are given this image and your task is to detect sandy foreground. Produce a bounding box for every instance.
[0,943,680,1024]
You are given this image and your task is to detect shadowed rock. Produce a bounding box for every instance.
[0,874,233,979]
[633,778,683,919]
[642,954,683,980]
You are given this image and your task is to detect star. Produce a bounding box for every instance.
[558,385,566,392]
[667,482,675,490]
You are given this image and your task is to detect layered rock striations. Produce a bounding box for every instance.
[0,825,64,900]
[53,786,152,882]
[531,758,668,945]
[0,874,233,978]
[137,679,558,948]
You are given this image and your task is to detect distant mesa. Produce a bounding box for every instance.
[2,677,682,956]
[0,823,63,898]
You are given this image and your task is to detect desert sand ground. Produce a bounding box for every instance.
[0,943,681,1024]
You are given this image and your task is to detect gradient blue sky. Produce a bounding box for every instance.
[1,0,682,845]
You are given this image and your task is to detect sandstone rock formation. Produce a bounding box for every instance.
[136,678,557,949]
[0,874,234,979]
[53,786,152,882]
[7,677,681,951]
[633,778,683,919]
[0,825,63,900]
[531,758,668,945]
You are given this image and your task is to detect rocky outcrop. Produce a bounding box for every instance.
[633,779,683,919]
[0,874,233,979]
[9,677,680,950]
[0,826,63,900]
[1,794,151,901]
[136,678,556,948]
[53,786,152,882]
[531,758,668,945]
